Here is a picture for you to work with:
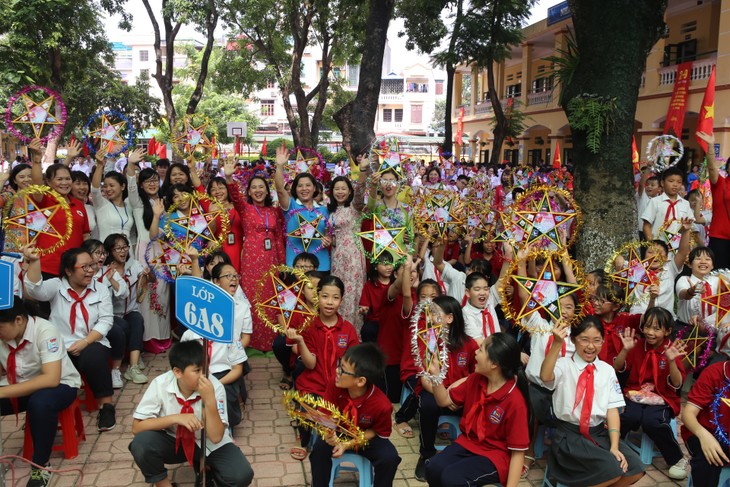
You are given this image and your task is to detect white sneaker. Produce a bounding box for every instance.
[124,365,148,384]
[111,368,123,389]
[668,457,688,479]
[137,357,145,370]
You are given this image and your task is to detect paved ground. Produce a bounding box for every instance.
[0,352,689,487]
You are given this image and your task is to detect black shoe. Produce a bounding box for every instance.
[415,455,427,482]
[194,473,216,487]
[26,466,52,487]
[97,403,116,431]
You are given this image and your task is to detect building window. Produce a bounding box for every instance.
[435,80,444,95]
[531,76,553,93]
[140,50,149,62]
[266,80,275,89]
[663,39,697,66]
[506,83,522,98]
[261,100,275,117]
[383,109,392,122]
[381,79,404,95]
[394,109,403,123]
[348,65,360,86]
[411,105,423,124]
[406,82,428,93]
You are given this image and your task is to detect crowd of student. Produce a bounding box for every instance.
[0,129,730,487]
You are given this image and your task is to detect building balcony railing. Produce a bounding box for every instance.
[380,93,404,102]
[527,91,553,106]
[658,56,716,86]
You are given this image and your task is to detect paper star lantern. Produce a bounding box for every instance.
[605,242,661,305]
[83,109,133,156]
[255,265,318,333]
[677,323,710,368]
[356,213,409,264]
[647,135,684,173]
[511,186,579,251]
[172,114,217,161]
[373,136,411,180]
[164,191,229,257]
[701,272,730,327]
[463,199,496,242]
[1,185,72,255]
[505,249,585,328]
[410,300,449,385]
[144,237,193,282]
[286,208,330,254]
[283,390,367,448]
[5,86,67,143]
[412,188,464,241]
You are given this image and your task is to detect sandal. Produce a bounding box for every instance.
[290,447,308,461]
[279,377,293,391]
[395,422,414,439]
[521,455,536,479]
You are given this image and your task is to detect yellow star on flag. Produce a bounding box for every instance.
[703,103,714,120]
[12,93,63,139]
[512,254,582,323]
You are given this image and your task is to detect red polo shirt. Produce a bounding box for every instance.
[449,375,530,484]
[599,313,643,364]
[624,338,685,416]
[681,361,730,442]
[359,280,390,322]
[38,195,90,276]
[325,382,392,438]
[296,315,359,397]
[444,338,479,386]
[378,292,414,366]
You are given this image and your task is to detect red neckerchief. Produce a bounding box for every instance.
[7,339,29,422]
[433,268,447,294]
[545,335,566,357]
[664,199,679,222]
[175,395,202,466]
[463,378,511,443]
[573,363,596,441]
[461,295,468,307]
[481,309,496,337]
[318,315,343,386]
[68,288,91,334]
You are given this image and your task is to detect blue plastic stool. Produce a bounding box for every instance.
[686,466,730,486]
[329,452,374,487]
[542,464,568,487]
[400,386,412,407]
[435,415,461,451]
[534,425,554,459]
[626,418,677,465]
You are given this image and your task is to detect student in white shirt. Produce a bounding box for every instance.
[642,167,692,240]
[636,173,660,239]
[22,246,117,432]
[129,340,254,486]
[461,272,501,344]
[0,297,82,485]
[429,236,498,304]
[541,317,645,486]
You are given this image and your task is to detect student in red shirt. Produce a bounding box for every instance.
[309,343,401,487]
[682,360,730,487]
[287,275,360,459]
[614,307,688,479]
[425,333,530,487]
[414,295,478,481]
[359,255,394,343]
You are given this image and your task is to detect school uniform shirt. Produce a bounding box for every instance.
[359,280,390,322]
[598,313,643,364]
[636,191,652,232]
[681,361,730,443]
[180,329,247,375]
[95,266,129,301]
[524,313,575,387]
[640,192,692,238]
[378,292,413,366]
[233,286,254,363]
[38,195,90,276]
[113,259,146,316]
[622,338,684,415]
[324,382,393,438]
[462,291,500,341]
[24,276,114,349]
[443,338,479,387]
[90,187,135,242]
[0,316,81,388]
[546,354,625,427]
[441,262,466,302]
[629,258,682,316]
[296,315,359,397]
[447,375,530,484]
[133,370,233,452]
[675,274,720,326]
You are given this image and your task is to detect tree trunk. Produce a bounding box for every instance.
[186,0,219,115]
[564,0,667,269]
[487,62,505,166]
[334,0,395,155]
[442,63,455,154]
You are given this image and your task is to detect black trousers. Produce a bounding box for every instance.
[417,389,461,457]
[620,402,683,466]
[309,436,401,487]
[686,434,730,487]
[394,375,418,424]
[69,342,113,398]
[212,370,242,427]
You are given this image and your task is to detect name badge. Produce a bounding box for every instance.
[227,233,235,245]
[264,238,272,250]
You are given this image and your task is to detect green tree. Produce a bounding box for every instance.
[430,99,447,135]
[218,0,366,149]
[561,0,668,267]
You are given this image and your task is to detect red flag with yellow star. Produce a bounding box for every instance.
[696,65,715,153]
[631,136,640,175]
[552,141,562,169]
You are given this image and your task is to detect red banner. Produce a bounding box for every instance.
[454,107,465,146]
[663,61,693,136]
[261,137,267,157]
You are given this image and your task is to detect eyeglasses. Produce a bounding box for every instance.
[294,264,315,271]
[74,263,99,273]
[380,180,399,189]
[575,337,604,346]
[219,273,240,281]
[142,179,159,185]
[113,245,129,252]
[92,249,107,256]
[590,297,607,306]
[336,359,358,377]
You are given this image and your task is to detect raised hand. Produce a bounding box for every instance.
[551,319,570,344]
[152,199,165,217]
[665,339,687,361]
[275,143,288,167]
[66,139,82,160]
[223,158,236,178]
[128,147,146,165]
[620,328,637,351]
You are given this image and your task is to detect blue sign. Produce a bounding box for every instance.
[175,276,234,343]
[715,143,721,159]
[0,260,13,310]
[547,1,571,25]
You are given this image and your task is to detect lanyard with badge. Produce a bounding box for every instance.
[227,208,236,246]
[255,205,272,250]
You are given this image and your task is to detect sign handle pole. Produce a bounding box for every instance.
[200,338,209,486]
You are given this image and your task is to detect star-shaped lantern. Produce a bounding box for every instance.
[287,212,325,252]
[2,189,72,255]
[659,219,687,257]
[86,112,128,153]
[511,254,582,323]
[701,273,730,327]
[373,137,410,180]
[283,150,321,181]
[11,93,63,140]
[357,213,408,262]
[413,189,463,241]
[146,238,193,281]
[172,115,216,158]
[256,266,318,333]
[514,191,575,250]
[165,193,228,256]
[681,323,710,368]
[608,243,661,304]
